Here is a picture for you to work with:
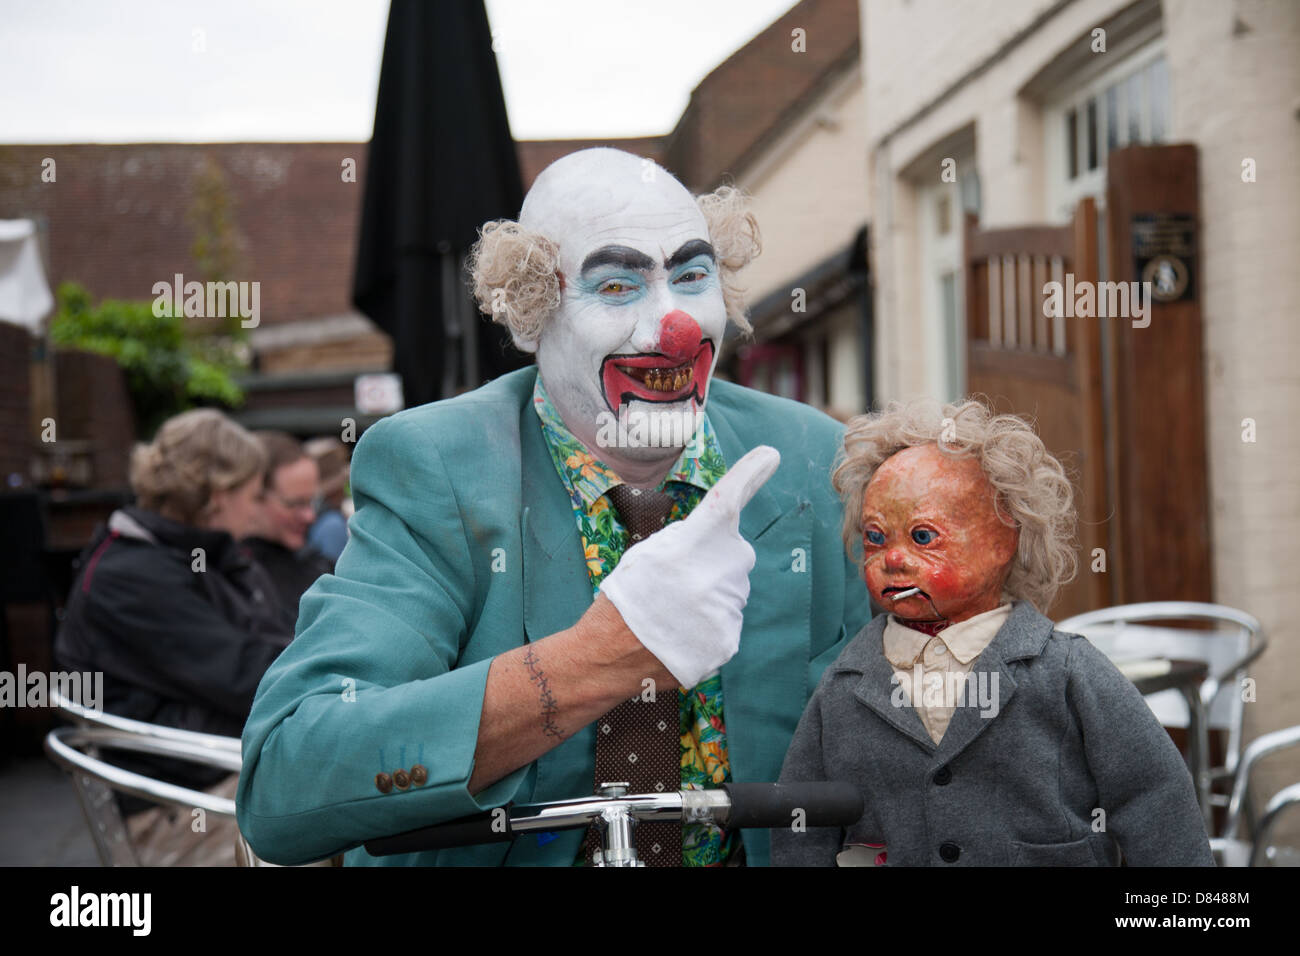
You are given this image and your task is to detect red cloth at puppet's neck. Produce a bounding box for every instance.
[898,618,950,637]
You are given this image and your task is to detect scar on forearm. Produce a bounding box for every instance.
[522,646,565,739]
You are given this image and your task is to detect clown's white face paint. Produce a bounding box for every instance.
[520,149,727,483]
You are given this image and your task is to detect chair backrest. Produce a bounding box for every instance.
[1221,723,1300,841]
[1254,782,1300,866]
[46,691,241,867]
[47,691,339,867]
[1056,602,1266,776]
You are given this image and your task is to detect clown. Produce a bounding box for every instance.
[238,148,872,867]
[772,398,1214,866]
[471,148,749,472]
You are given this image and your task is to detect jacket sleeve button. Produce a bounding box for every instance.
[375,772,393,794]
[410,764,428,786]
[393,768,411,790]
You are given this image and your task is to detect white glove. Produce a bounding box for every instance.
[599,445,781,689]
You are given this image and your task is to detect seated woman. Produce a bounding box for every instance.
[55,408,296,864]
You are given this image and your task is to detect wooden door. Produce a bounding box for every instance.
[964,199,1109,619]
[963,145,1212,619]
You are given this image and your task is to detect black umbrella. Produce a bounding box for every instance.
[352,0,527,408]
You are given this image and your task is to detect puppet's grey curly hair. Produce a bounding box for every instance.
[832,398,1078,613]
[467,185,761,344]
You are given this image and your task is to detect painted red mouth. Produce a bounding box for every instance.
[601,340,714,414]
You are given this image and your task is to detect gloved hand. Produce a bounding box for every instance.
[599,445,781,689]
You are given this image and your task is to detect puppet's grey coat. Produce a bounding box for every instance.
[772,601,1214,866]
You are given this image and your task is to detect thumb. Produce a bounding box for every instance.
[695,445,781,531]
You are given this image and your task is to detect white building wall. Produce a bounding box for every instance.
[1165,0,1300,828]
[736,68,870,303]
[730,65,870,413]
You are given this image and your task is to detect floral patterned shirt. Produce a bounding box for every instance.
[532,377,740,866]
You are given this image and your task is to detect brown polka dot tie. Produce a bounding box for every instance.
[584,483,682,866]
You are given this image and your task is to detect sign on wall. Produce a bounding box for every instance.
[1131,213,1196,304]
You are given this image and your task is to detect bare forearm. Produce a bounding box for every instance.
[467,594,673,794]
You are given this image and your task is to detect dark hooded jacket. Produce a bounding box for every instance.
[241,536,334,621]
[54,506,296,802]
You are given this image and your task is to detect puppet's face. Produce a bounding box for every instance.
[522,150,725,462]
[860,443,1019,625]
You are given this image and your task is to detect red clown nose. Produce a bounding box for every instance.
[658,310,701,360]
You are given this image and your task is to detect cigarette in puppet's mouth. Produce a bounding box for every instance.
[888,587,923,602]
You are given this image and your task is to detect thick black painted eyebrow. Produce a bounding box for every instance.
[580,245,656,276]
[665,240,715,271]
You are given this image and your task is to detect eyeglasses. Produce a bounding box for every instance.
[265,489,321,514]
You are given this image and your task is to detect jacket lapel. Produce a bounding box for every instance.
[519,401,592,644]
[932,601,1053,764]
[846,616,937,754]
[517,396,600,830]
[709,403,813,782]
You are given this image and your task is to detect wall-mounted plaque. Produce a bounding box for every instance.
[1131,213,1196,303]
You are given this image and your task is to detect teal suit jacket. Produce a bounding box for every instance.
[237,366,871,865]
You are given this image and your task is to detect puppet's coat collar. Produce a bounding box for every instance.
[838,600,1055,755]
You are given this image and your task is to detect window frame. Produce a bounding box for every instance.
[1044,38,1169,223]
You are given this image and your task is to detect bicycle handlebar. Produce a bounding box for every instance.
[363,781,863,856]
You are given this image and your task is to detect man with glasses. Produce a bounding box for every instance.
[243,431,335,622]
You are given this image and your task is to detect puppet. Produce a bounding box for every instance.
[771,398,1214,866]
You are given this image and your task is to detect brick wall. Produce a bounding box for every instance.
[52,348,134,489]
[0,321,32,486]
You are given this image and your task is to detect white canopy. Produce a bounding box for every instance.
[0,219,54,332]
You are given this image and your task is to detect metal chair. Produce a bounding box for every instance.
[44,691,338,866]
[45,690,241,866]
[1055,601,1267,828]
[1210,724,1300,866]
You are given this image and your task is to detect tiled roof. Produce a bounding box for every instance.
[662,0,860,190]
[0,142,370,329]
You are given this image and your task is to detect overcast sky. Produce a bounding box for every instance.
[0,0,799,143]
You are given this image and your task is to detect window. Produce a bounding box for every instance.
[1046,40,1169,221]
[918,156,977,402]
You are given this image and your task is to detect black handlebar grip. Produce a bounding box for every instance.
[723,782,864,829]
[363,808,514,856]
